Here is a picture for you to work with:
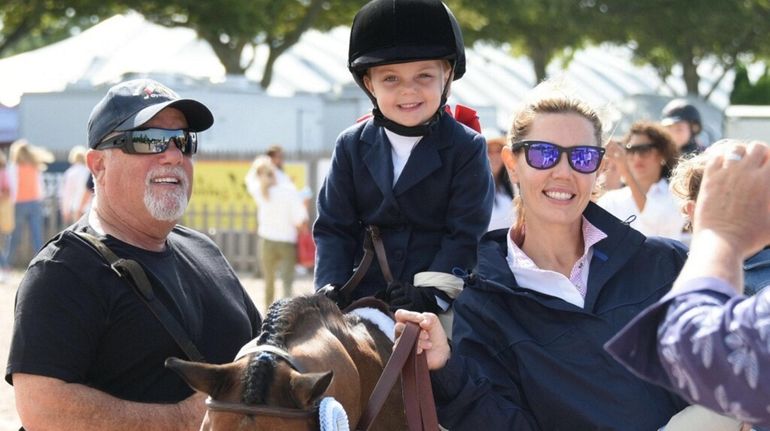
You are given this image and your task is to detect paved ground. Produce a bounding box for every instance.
[0,269,316,430]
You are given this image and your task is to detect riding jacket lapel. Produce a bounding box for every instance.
[582,202,645,310]
[393,131,443,196]
[362,125,395,200]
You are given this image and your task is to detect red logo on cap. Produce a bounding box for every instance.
[142,83,177,100]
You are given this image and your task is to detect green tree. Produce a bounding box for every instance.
[132,0,360,89]
[0,0,123,57]
[590,0,770,100]
[731,63,770,105]
[448,0,595,84]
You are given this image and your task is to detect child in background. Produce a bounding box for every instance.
[314,0,493,315]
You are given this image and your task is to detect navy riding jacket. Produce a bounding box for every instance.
[313,113,494,298]
[431,202,689,430]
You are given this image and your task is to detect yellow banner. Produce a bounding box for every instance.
[185,160,308,231]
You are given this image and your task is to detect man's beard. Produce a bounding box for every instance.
[143,166,190,222]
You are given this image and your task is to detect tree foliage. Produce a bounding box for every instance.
[588,0,770,100]
[0,0,124,57]
[4,0,770,100]
[130,0,360,88]
[731,64,770,105]
[447,0,595,84]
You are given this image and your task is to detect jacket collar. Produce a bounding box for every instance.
[361,116,451,197]
[476,202,647,311]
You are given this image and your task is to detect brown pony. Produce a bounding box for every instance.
[166,294,407,430]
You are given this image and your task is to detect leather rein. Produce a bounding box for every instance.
[337,225,394,301]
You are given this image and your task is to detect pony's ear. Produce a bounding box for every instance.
[290,370,333,408]
[165,357,240,398]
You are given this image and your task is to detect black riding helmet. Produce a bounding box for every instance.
[348,0,466,136]
[661,99,702,135]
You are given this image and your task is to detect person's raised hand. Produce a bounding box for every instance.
[694,140,770,258]
[394,309,450,370]
[605,140,630,176]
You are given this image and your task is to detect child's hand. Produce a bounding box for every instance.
[387,282,443,313]
[394,309,450,370]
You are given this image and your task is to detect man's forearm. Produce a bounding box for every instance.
[14,374,205,431]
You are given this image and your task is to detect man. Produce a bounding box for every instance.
[660,99,704,156]
[606,140,770,428]
[6,79,262,430]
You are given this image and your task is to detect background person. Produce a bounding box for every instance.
[670,140,770,296]
[486,136,515,231]
[3,139,53,269]
[314,0,494,315]
[265,144,293,187]
[596,138,624,192]
[598,121,686,240]
[660,99,704,156]
[0,151,12,282]
[392,83,690,430]
[58,145,91,224]
[606,140,770,428]
[6,79,262,431]
[245,155,309,309]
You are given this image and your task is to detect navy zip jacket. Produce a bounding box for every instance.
[313,113,494,298]
[431,202,689,430]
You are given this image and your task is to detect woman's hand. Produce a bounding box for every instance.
[394,309,451,370]
[605,140,631,177]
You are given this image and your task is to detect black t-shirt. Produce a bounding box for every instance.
[6,223,261,403]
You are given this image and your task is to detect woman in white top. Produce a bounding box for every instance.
[58,146,91,224]
[245,156,308,308]
[486,136,516,231]
[597,121,685,240]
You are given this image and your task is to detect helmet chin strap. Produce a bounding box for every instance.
[371,108,439,137]
[368,69,453,137]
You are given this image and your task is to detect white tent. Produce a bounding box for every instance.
[0,12,733,136]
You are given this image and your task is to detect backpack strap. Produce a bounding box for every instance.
[72,230,206,363]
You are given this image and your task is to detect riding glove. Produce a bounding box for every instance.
[386,281,446,313]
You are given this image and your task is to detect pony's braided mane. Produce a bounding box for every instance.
[243,295,344,404]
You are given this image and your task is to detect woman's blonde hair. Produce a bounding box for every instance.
[68,145,87,165]
[9,139,54,170]
[249,156,276,200]
[506,81,604,243]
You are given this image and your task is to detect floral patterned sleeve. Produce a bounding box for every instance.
[605,277,770,428]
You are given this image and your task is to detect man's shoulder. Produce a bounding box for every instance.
[168,225,231,263]
[31,228,106,265]
[169,225,218,248]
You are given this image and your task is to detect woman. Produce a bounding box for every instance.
[4,139,52,268]
[486,136,516,231]
[245,156,308,309]
[394,85,691,430]
[0,151,12,282]
[58,145,91,224]
[670,141,770,296]
[597,121,685,240]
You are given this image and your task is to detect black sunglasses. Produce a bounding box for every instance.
[97,128,197,155]
[511,140,605,174]
[625,142,657,156]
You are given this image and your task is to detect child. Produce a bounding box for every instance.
[313,0,494,314]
